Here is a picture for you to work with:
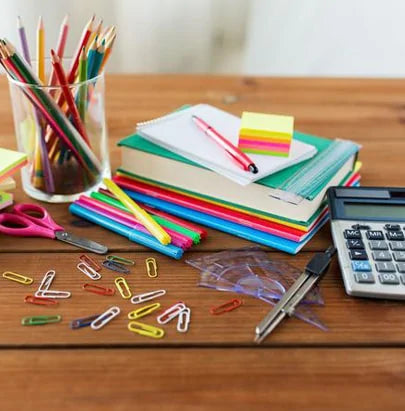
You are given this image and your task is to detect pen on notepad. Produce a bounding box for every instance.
[103,178,172,245]
[191,115,259,174]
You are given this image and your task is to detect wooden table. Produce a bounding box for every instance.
[1,75,405,411]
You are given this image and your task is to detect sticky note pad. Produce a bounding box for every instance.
[0,148,27,182]
[238,112,294,157]
[0,191,13,211]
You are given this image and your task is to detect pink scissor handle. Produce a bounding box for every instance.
[13,203,64,232]
[0,213,56,238]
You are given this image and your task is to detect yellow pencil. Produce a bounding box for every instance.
[103,178,171,245]
[37,16,45,83]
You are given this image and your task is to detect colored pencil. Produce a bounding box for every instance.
[77,47,88,121]
[89,39,105,79]
[99,33,115,73]
[87,35,98,78]
[48,14,69,87]
[37,16,45,83]
[51,49,90,145]
[88,18,102,51]
[17,16,31,64]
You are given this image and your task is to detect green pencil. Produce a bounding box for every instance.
[77,46,87,120]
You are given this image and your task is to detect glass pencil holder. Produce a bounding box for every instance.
[7,60,110,203]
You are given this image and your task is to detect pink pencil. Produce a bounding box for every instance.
[49,14,69,88]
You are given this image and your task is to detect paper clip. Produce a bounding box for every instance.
[128,321,165,339]
[157,302,186,324]
[210,298,243,315]
[82,283,115,296]
[36,270,56,291]
[21,315,62,326]
[177,307,191,333]
[145,257,158,278]
[24,295,58,306]
[70,314,102,330]
[106,255,135,266]
[128,303,161,320]
[79,254,102,271]
[91,306,121,330]
[102,260,130,274]
[114,277,132,299]
[131,289,166,305]
[35,290,71,299]
[2,271,33,285]
[77,262,102,281]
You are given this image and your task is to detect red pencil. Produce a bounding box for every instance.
[51,49,90,145]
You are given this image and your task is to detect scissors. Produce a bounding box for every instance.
[0,203,108,254]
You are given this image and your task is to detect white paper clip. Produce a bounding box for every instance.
[77,262,102,281]
[34,270,71,298]
[176,307,191,333]
[34,289,72,299]
[157,302,186,324]
[37,270,56,292]
[91,306,121,330]
[131,289,166,305]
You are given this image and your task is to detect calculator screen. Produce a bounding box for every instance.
[344,203,405,219]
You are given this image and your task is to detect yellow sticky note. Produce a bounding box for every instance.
[239,112,294,140]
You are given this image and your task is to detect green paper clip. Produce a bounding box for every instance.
[21,315,62,326]
[106,255,135,266]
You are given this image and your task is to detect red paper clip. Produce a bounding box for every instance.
[82,283,115,296]
[24,295,58,306]
[79,254,102,272]
[210,298,243,315]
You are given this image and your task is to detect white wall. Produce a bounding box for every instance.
[1,0,404,77]
[243,0,405,77]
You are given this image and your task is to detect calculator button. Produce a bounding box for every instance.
[372,251,392,261]
[349,250,368,260]
[369,240,388,250]
[389,241,405,251]
[397,263,405,273]
[385,224,401,231]
[393,251,405,262]
[354,272,375,283]
[344,229,362,239]
[352,224,370,230]
[346,239,365,249]
[351,261,371,272]
[379,273,400,285]
[366,230,384,240]
[375,262,396,272]
[386,231,405,241]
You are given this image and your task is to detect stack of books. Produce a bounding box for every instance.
[112,105,361,254]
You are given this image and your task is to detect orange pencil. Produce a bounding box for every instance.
[51,49,90,145]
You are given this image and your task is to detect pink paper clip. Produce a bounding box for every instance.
[157,302,186,324]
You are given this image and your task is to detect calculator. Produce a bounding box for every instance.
[327,187,405,300]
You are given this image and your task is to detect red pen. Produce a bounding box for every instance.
[191,115,259,174]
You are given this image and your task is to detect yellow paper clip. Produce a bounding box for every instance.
[128,303,161,320]
[128,321,165,339]
[145,258,158,278]
[114,277,132,299]
[2,271,33,285]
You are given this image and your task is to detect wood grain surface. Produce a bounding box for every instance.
[1,75,405,410]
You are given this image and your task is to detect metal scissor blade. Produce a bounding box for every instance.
[55,231,108,254]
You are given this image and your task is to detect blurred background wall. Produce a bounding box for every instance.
[1,0,405,77]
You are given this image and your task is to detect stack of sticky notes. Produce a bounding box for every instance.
[0,147,28,210]
[238,112,294,157]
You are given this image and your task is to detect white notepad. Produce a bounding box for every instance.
[137,104,317,186]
